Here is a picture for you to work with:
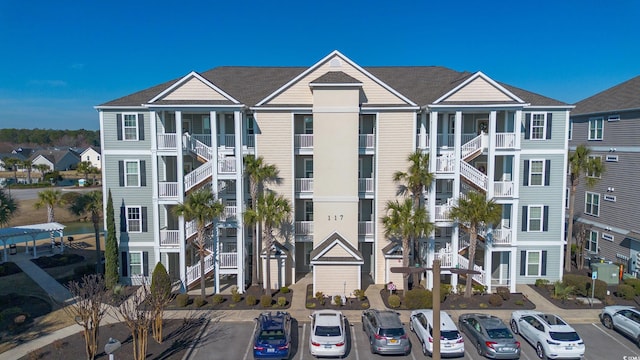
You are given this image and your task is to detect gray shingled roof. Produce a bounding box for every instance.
[309,232,363,262]
[572,75,640,115]
[99,65,567,108]
[311,71,362,84]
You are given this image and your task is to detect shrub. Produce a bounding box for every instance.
[151,262,171,299]
[260,295,272,307]
[552,281,575,302]
[623,278,640,296]
[535,279,550,287]
[617,284,636,300]
[563,274,606,299]
[280,286,290,294]
[479,303,488,309]
[353,289,366,301]
[472,284,487,295]
[212,294,224,304]
[514,299,525,306]
[277,297,287,307]
[496,287,510,301]
[306,302,316,309]
[405,288,432,309]
[231,288,242,303]
[333,295,342,306]
[194,296,206,307]
[388,294,401,309]
[176,294,189,307]
[488,294,503,307]
[246,295,257,306]
[456,284,466,294]
[315,292,326,305]
[441,284,453,298]
[73,264,94,277]
[361,302,369,308]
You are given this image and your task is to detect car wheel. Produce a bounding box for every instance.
[510,319,519,334]
[536,342,546,359]
[476,342,484,356]
[603,314,613,329]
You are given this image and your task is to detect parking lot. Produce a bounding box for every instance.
[189,317,640,360]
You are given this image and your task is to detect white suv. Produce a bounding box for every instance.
[409,309,464,357]
[510,310,585,359]
[309,310,346,358]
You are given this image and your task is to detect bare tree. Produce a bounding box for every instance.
[63,274,108,360]
[114,284,153,360]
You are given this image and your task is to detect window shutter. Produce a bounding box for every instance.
[546,113,552,139]
[523,160,529,186]
[143,251,149,276]
[140,160,146,186]
[121,251,128,277]
[138,113,145,140]
[543,206,549,231]
[544,160,551,186]
[120,206,127,233]
[117,114,123,140]
[524,113,531,139]
[521,206,528,231]
[520,251,526,275]
[142,207,148,232]
[541,250,548,276]
[118,161,124,186]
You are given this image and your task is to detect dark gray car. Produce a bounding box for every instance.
[458,313,520,359]
[361,309,411,355]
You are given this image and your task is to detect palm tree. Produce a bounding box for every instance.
[244,191,291,296]
[243,155,279,287]
[449,191,502,298]
[382,198,433,292]
[69,190,104,274]
[392,151,433,284]
[33,164,50,183]
[3,157,21,183]
[34,189,65,223]
[77,161,95,183]
[21,159,33,184]
[173,188,224,298]
[564,144,605,272]
[0,188,18,228]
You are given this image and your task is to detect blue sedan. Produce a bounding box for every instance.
[253,311,292,360]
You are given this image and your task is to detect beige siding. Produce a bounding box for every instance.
[324,244,351,257]
[314,265,360,296]
[446,77,513,102]
[164,78,228,101]
[268,55,408,105]
[262,256,288,290]
[386,258,405,289]
[375,111,415,282]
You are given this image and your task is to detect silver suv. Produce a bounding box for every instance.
[361,309,411,355]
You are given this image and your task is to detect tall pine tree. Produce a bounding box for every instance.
[105,189,119,289]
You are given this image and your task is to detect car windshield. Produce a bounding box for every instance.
[380,328,405,337]
[315,326,341,337]
[550,331,580,342]
[258,330,285,341]
[486,328,513,339]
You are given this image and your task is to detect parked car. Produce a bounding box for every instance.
[309,310,347,358]
[600,306,640,346]
[253,311,292,360]
[458,313,520,359]
[510,310,585,359]
[410,309,465,357]
[361,309,411,355]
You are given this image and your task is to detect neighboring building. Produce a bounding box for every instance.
[97,51,571,295]
[569,75,640,276]
[80,146,102,170]
[31,149,81,171]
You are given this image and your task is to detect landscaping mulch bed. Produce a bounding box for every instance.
[0,293,52,336]
[304,285,370,310]
[529,284,639,309]
[0,262,22,277]
[380,288,536,310]
[31,253,85,269]
[168,285,293,310]
[18,318,206,360]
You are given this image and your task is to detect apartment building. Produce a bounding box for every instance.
[96,51,571,295]
[569,75,640,275]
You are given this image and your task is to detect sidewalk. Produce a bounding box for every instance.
[12,251,74,304]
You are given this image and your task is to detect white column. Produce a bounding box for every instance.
[234,110,245,291]
[487,111,497,199]
[214,225,220,294]
[510,248,517,292]
[151,111,161,264]
[427,111,438,289]
[176,111,186,285]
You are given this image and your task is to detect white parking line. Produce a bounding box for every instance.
[298,323,306,360]
[242,323,257,360]
[351,324,359,360]
[591,322,638,354]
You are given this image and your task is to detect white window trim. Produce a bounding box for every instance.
[527,205,544,232]
[530,112,547,140]
[584,192,600,217]
[606,155,618,162]
[126,206,142,233]
[603,194,616,202]
[528,159,545,186]
[129,251,143,276]
[525,250,542,277]
[122,113,140,141]
[587,230,598,253]
[124,160,141,187]
[588,117,604,141]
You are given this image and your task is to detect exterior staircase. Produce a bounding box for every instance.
[184,134,214,192]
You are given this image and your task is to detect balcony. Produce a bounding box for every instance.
[295,178,314,194]
[192,134,212,147]
[223,202,237,220]
[158,182,179,198]
[436,155,455,173]
[160,230,180,247]
[495,133,517,149]
[218,157,237,174]
[493,181,514,197]
[359,134,375,150]
[294,134,314,150]
[416,134,430,150]
[295,221,313,242]
[491,227,513,245]
[358,221,374,236]
[157,134,178,149]
[457,254,485,284]
[220,252,238,268]
[358,178,374,193]
[218,134,235,148]
[434,204,452,222]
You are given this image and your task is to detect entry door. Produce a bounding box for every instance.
[168,252,180,282]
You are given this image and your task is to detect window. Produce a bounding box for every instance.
[528,206,543,232]
[565,188,570,209]
[587,230,598,253]
[604,194,616,202]
[123,114,139,140]
[127,206,142,232]
[304,159,313,178]
[587,155,602,178]
[588,117,603,140]
[602,233,614,242]
[530,113,547,140]
[304,201,313,221]
[529,160,544,186]
[526,251,542,276]
[585,192,600,216]
[129,252,143,276]
[568,120,572,140]
[303,116,313,134]
[125,161,140,187]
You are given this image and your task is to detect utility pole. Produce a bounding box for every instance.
[432,258,441,360]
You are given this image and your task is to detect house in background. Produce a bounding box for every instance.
[80,146,102,170]
[569,75,640,276]
[31,149,81,172]
[96,50,571,295]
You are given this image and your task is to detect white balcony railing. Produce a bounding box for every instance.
[186,251,238,286]
[460,161,488,191]
[416,133,430,149]
[358,221,374,236]
[223,204,237,219]
[185,163,212,191]
[158,182,179,197]
[434,251,454,268]
[493,181,514,197]
[492,227,513,245]
[358,178,374,193]
[436,155,455,173]
[160,230,180,246]
[495,133,516,149]
[295,221,313,235]
[461,134,486,160]
[457,254,485,284]
[359,134,375,149]
[218,157,237,174]
[157,134,177,149]
[294,134,314,149]
[218,134,235,148]
[192,134,212,147]
[295,178,314,193]
[220,252,238,268]
[434,204,452,221]
[244,135,255,148]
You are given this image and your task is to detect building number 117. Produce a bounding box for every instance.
[328,215,344,221]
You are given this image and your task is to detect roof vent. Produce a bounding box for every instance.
[329,58,342,68]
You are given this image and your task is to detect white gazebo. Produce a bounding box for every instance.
[0,222,66,261]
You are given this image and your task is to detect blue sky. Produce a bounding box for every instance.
[1,0,638,130]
